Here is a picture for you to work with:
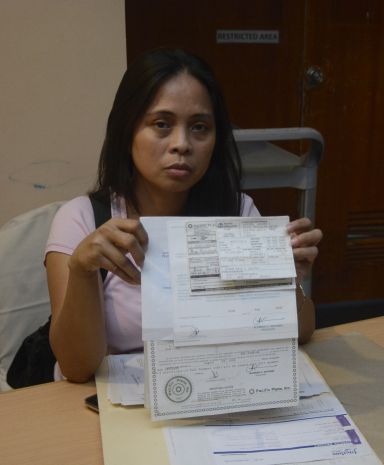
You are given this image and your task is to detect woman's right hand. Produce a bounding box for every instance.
[68,218,148,284]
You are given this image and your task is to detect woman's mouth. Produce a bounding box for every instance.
[166,163,192,178]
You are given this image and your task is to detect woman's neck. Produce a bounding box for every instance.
[131,183,188,217]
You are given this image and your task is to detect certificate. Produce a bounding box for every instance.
[146,338,298,421]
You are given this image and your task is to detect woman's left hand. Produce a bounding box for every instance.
[287,218,323,283]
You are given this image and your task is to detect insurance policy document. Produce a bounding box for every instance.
[141,217,297,346]
[141,217,299,420]
[165,415,378,465]
[168,218,297,346]
[105,348,338,419]
[146,338,298,420]
[164,351,383,465]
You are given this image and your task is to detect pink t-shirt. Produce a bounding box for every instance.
[45,193,260,357]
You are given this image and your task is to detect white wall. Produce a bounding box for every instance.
[0,0,126,225]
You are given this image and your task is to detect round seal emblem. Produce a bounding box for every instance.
[165,376,192,403]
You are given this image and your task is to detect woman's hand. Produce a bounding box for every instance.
[287,217,323,283]
[68,218,148,284]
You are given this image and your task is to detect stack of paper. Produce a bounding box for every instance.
[107,353,144,405]
[101,350,383,465]
[140,216,300,421]
[164,351,383,465]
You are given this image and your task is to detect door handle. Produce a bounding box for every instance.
[305,66,325,88]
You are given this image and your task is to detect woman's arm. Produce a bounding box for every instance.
[47,252,106,382]
[47,218,148,382]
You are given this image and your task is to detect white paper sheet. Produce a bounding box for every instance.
[146,338,298,421]
[141,216,297,345]
[167,219,297,346]
[141,217,174,341]
[107,353,144,405]
[215,217,296,281]
[141,216,300,421]
[298,349,330,398]
[184,218,295,293]
[163,351,383,465]
[165,415,376,465]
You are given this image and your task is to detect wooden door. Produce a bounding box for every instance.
[125,0,384,305]
[125,0,305,127]
[303,1,384,303]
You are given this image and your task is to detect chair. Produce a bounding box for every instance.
[234,127,324,294]
[0,201,65,390]
[234,127,324,223]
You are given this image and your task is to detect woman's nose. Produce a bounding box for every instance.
[169,127,192,155]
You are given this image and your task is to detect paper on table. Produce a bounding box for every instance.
[105,349,329,419]
[212,392,346,425]
[163,352,382,465]
[146,338,299,421]
[298,349,331,397]
[166,219,297,346]
[107,353,144,405]
[95,345,384,465]
[165,415,377,465]
[208,350,343,425]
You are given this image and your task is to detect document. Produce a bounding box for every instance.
[215,391,347,425]
[163,352,382,465]
[214,350,342,424]
[141,216,297,344]
[104,349,334,420]
[167,218,297,346]
[165,415,376,465]
[215,217,296,281]
[184,217,295,293]
[140,216,299,420]
[141,217,174,341]
[147,338,298,421]
[298,349,330,398]
[107,353,144,406]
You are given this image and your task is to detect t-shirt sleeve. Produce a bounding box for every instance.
[45,196,96,258]
[240,193,261,217]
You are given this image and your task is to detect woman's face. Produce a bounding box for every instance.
[131,72,216,201]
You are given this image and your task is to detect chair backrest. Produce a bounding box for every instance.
[234,127,324,296]
[234,127,324,222]
[0,201,65,391]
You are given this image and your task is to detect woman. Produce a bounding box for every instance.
[45,48,322,383]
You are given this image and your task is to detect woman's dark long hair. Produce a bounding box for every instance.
[93,48,242,216]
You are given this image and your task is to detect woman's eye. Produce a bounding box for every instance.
[192,123,208,132]
[154,121,170,129]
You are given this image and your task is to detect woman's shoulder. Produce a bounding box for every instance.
[54,195,94,226]
[58,195,92,211]
[45,195,97,257]
[240,193,260,217]
[47,195,95,244]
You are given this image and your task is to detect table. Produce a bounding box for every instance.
[310,316,384,347]
[1,316,383,465]
[0,380,102,465]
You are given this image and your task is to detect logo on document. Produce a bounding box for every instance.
[165,376,192,403]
